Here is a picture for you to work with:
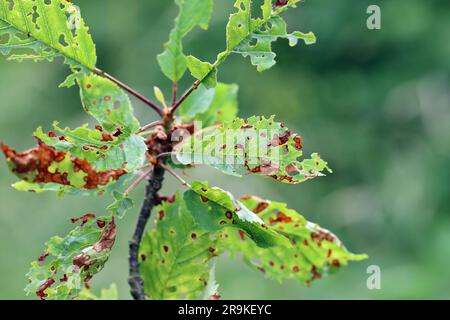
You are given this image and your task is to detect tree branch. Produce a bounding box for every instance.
[94,67,165,117]
[128,164,165,300]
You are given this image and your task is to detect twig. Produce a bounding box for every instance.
[124,168,154,197]
[128,165,166,300]
[172,82,178,106]
[155,152,174,160]
[136,120,164,134]
[170,80,200,115]
[159,163,191,188]
[93,67,164,117]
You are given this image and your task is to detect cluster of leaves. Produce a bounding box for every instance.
[0,0,367,300]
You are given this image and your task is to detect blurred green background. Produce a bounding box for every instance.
[1,0,450,299]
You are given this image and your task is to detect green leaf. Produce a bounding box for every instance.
[0,0,96,86]
[179,82,239,126]
[186,55,217,88]
[175,116,331,184]
[158,0,213,81]
[179,85,216,121]
[153,86,167,108]
[202,264,220,300]
[25,215,116,300]
[220,195,368,285]
[79,74,140,132]
[106,191,134,219]
[140,192,218,300]
[185,181,291,248]
[78,283,119,300]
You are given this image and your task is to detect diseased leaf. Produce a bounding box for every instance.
[1,141,127,191]
[0,0,96,86]
[184,0,313,86]
[25,215,116,300]
[79,74,140,132]
[34,123,147,172]
[175,116,331,184]
[179,83,239,126]
[78,283,119,300]
[158,0,213,81]
[140,193,218,300]
[11,171,133,197]
[220,195,368,285]
[232,15,316,72]
[185,181,291,248]
[225,0,315,72]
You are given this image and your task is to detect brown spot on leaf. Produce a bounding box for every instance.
[101,133,114,142]
[253,202,269,214]
[311,230,335,244]
[37,252,49,263]
[71,213,96,226]
[163,245,169,253]
[269,212,293,224]
[97,220,106,228]
[191,233,197,240]
[293,135,303,150]
[332,259,340,268]
[93,219,116,253]
[238,230,245,240]
[225,211,233,219]
[311,266,322,279]
[36,278,55,299]
[293,266,300,273]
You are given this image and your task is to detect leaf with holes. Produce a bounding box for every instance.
[219,195,368,285]
[0,0,96,86]
[158,0,213,82]
[184,181,291,248]
[140,193,219,300]
[175,116,331,184]
[25,215,116,300]
[185,0,314,86]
